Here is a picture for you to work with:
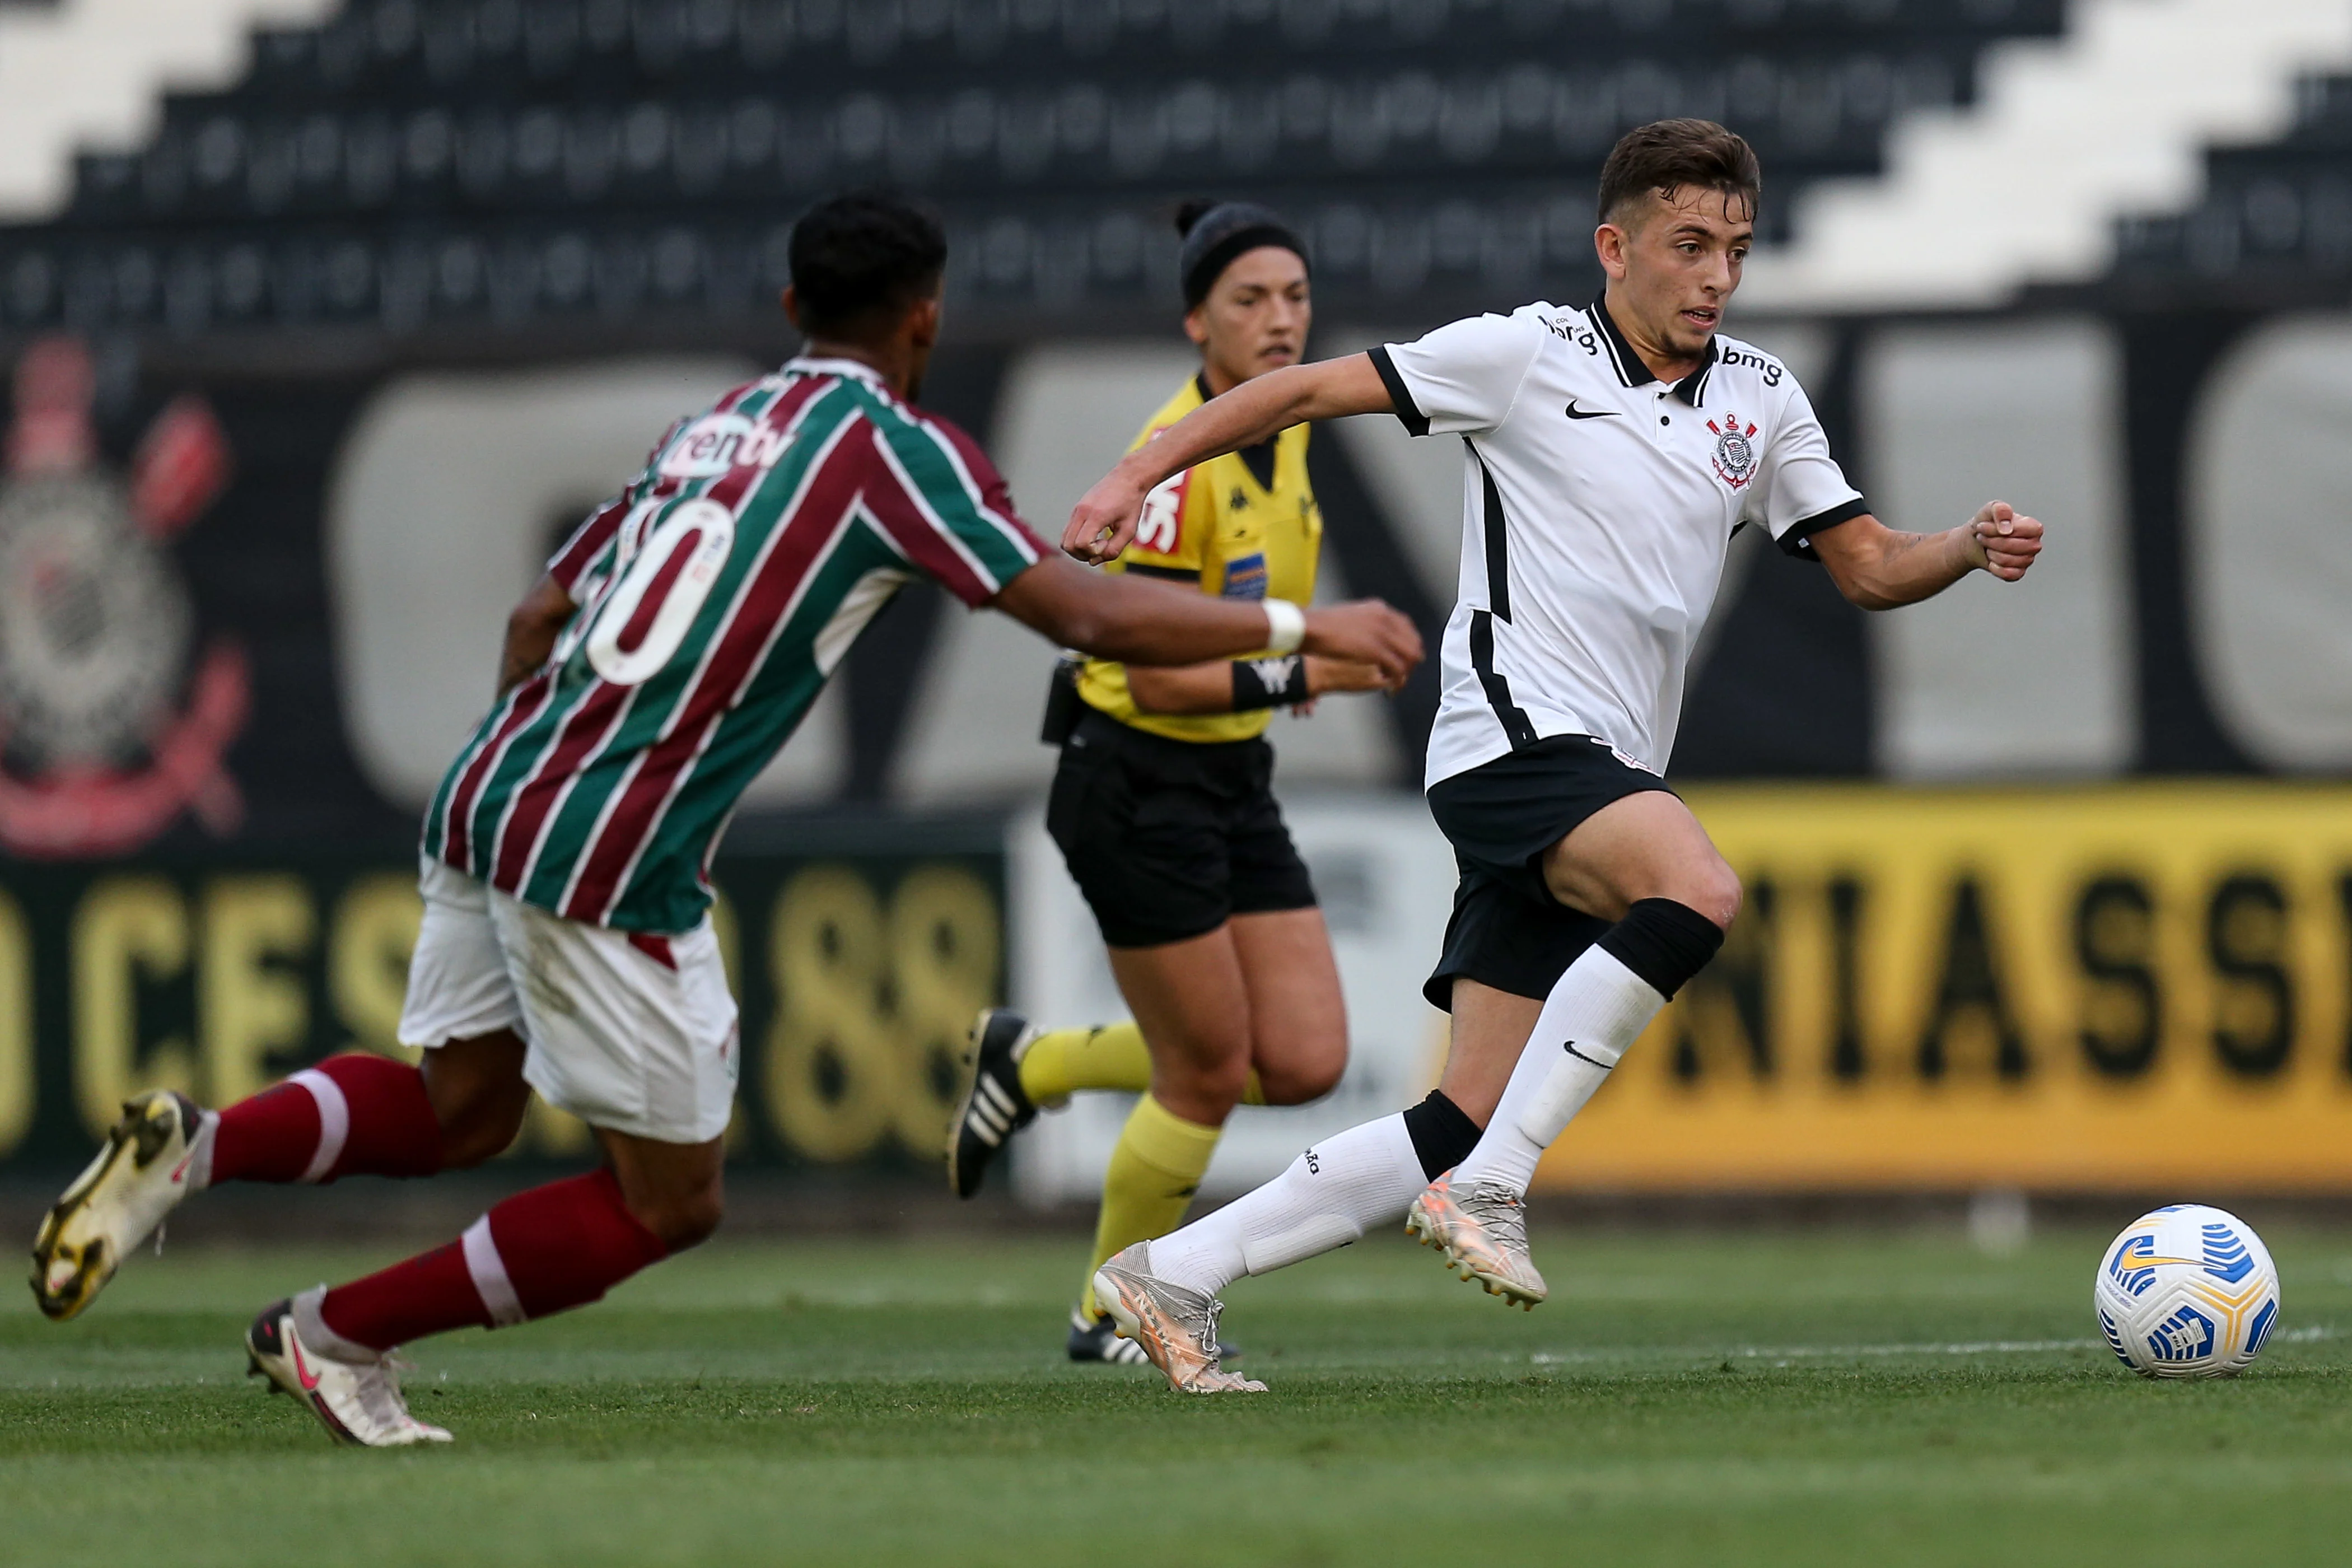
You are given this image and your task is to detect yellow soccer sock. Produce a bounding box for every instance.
[1078,1093,1222,1319]
[1018,1022,1151,1106]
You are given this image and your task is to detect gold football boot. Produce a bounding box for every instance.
[1406,1171,1548,1309]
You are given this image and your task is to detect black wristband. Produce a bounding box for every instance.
[1231,655,1311,711]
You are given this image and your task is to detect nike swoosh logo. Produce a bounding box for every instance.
[289,1335,321,1392]
[1565,401,1618,420]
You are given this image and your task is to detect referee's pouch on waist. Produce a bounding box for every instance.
[1039,654,1085,746]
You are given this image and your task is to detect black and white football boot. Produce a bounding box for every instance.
[946,1008,1040,1199]
[246,1292,451,1448]
[1067,1304,1151,1364]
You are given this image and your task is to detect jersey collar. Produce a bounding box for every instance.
[1193,369,1280,489]
[1586,300,1720,407]
[783,354,890,387]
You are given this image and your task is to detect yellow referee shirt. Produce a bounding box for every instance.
[1079,374,1323,744]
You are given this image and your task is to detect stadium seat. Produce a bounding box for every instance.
[0,0,2066,335]
[2110,71,2352,297]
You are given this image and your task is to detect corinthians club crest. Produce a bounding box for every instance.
[0,336,245,856]
[1707,411,1759,491]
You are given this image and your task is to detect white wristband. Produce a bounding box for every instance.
[1262,598,1306,655]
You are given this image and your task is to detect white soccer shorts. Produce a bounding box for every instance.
[396,859,739,1144]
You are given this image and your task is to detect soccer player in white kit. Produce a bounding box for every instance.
[1061,120,2047,1393]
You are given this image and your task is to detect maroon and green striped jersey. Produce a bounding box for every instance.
[422,357,1046,932]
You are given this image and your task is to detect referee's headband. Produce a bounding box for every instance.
[1176,200,1309,309]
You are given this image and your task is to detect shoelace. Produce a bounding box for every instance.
[1462,1185,1532,1257]
[1184,1296,1232,1370]
[355,1354,421,1431]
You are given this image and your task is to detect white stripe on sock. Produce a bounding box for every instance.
[461,1215,527,1327]
[183,1109,220,1191]
[290,1068,349,1184]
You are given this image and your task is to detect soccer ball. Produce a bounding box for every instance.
[2094,1204,2280,1379]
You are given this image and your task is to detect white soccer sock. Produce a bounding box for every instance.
[183,1109,221,1192]
[1448,946,1665,1197]
[1145,1113,1426,1298]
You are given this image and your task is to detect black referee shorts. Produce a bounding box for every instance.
[1420,734,1676,1010]
[1047,709,1317,950]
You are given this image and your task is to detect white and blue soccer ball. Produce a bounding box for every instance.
[2094,1204,2280,1379]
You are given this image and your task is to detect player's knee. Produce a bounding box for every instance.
[1249,1043,1345,1106]
[1690,859,1742,931]
[640,1184,725,1253]
[1158,1033,1254,1109]
[1174,1056,1253,1116]
[435,1082,530,1170]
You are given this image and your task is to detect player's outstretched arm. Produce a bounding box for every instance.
[1063,353,1396,564]
[1810,501,2045,612]
[993,555,1422,686]
[497,573,578,694]
[1126,656,1392,715]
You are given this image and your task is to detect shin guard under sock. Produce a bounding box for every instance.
[1016,1022,1152,1105]
[316,1168,666,1352]
[1078,1093,1220,1317]
[1451,901,1723,1197]
[208,1054,444,1187]
[1147,1105,1443,1298]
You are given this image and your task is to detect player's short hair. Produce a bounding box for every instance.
[1597,119,1761,230]
[1174,198,1309,309]
[787,191,948,338]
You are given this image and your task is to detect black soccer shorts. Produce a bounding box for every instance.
[1420,734,1676,1009]
[1047,709,1317,950]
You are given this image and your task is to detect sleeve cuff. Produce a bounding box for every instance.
[1776,496,1869,561]
[1367,346,1429,437]
[1122,561,1203,583]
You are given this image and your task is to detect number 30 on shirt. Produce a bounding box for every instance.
[580,497,736,687]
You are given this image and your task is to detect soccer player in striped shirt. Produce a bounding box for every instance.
[29,193,1421,1442]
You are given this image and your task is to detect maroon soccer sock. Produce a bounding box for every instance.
[208,1054,445,1185]
[317,1169,668,1352]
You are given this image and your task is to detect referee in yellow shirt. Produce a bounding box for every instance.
[948,200,1400,1361]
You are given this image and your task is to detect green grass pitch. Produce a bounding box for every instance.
[8,1220,2352,1565]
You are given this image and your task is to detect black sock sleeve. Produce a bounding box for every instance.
[1401,1089,1481,1181]
[1596,898,1725,1000]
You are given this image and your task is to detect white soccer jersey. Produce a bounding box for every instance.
[1371,300,1865,787]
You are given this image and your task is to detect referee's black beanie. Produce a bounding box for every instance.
[1175,199,1309,309]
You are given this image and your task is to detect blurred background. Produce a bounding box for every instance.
[1,0,2349,1222]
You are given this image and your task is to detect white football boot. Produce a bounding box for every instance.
[1091,1243,1266,1394]
[31,1090,216,1320]
[245,1294,452,1448]
[1407,1170,1548,1309]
